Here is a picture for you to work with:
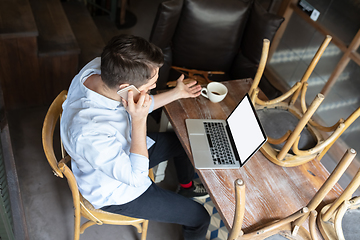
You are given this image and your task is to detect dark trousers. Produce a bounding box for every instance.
[101,132,210,240]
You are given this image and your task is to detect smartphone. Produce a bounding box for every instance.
[117,85,141,102]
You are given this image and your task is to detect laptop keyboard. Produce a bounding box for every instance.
[203,122,236,165]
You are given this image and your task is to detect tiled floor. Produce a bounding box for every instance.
[8,0,360,240]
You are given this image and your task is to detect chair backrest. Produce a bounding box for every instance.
[42,90,155,195]
[42,90,68,178]
[171,0,252,72]
[42,91,89,239]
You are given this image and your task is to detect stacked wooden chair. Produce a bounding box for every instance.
[42,90,153,240]
[228,148,360,240]
[250,37,360,167]
[317,167,360,240]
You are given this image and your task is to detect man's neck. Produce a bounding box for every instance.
[84,74,120,101]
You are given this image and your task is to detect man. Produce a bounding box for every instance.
[60,34,210,239]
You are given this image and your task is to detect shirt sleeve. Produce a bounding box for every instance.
[75,132,150,188]
[148,95,155,113]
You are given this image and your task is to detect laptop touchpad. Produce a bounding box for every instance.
[189,135,208,151]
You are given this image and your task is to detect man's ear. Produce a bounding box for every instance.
[118,83,130,90]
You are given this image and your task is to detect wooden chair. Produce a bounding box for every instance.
[227,148,358,240]
[249,36,360,167]
[42,90,153,240]
[317,164,360,240]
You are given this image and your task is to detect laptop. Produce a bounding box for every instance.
[185,93,267,169]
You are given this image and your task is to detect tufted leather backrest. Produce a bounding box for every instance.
[150,0,184,49]
[239,0,284,65]
[171,0,252,72]
[150,0,284,96]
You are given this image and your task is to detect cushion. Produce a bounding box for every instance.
[230,53,282,99]
[257,109,317,151]
[149,0,184,49]
[230,53,258,79]
[157,46,173,90]
[149,0,183,91]
[171,0,252,72]
[240,0,284,64]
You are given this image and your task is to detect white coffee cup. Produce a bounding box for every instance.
[201,82,228,103]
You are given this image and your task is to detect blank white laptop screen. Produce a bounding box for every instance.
[186,93,267,169]
[227,95,266,165]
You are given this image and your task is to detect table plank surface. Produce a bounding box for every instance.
[163,79,343,232]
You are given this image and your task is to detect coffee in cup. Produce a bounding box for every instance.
[201,82,228,103]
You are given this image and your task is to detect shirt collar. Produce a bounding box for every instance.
[80,70,121,110]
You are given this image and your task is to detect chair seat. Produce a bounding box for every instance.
[342,208,360,239]
[318,196,360,240]
[81,195,145,224]
[257,108,317,151]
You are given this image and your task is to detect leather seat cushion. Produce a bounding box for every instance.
[257,108,317,151]
[230,53,282,98]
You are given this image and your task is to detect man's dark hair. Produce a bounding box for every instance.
[101,34,164,89]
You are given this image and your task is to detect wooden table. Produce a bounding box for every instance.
[162,78,343,233]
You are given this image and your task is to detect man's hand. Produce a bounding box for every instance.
[122,90,150,158]
[122,90,151,122]
[152,74,203,110]
[174,74,202,99]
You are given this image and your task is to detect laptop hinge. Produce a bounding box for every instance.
[225,123,241,162]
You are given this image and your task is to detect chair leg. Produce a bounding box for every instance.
[309,210,320,240]
[228,179,245,240]
[292,148,356,234]
[322,165,360,221]
[248,39,270,99]
[74,220,80,240]
[74,203,81,240]
[290,35,332,105]
[120,0,127,25]
[141,220,149,240]
[277,93,324,161]
[80,220,97,234]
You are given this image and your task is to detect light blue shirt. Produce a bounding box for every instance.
[60,58,155,209]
